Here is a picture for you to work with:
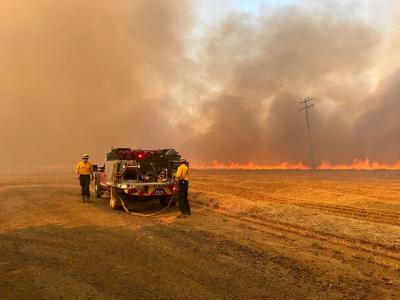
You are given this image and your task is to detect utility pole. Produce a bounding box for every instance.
[299,97,316,170]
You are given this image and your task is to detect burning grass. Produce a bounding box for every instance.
[192,159,400,170]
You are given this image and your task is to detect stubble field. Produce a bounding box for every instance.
[0,170,399,299]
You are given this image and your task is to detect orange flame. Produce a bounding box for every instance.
[318,159,400,170]
[192,160,309,170]
[192,159,400,170]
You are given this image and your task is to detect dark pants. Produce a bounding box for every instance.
[178,180,191,215]
[80,174,91,199]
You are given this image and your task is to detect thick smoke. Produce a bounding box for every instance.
[0,1,399,172]
[0,0,193,172]
[354,69,400,162]
[185,5,400,166]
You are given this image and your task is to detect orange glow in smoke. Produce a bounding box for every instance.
[192,159,400,170]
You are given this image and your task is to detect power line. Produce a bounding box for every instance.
[299,97,316,170]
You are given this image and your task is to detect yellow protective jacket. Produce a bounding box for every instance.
[175,164,189,181]
[76,161,93,175]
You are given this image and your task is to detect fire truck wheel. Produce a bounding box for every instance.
[95,176,101,198]
[110,188,122,210]
[160,196,176,207]
[159,197,167,207]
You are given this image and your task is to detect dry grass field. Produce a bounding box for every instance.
[190,170,400,298]
[0,170,399,299]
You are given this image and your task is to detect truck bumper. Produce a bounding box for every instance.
[117,183,178,197]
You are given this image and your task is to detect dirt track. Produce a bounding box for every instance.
[0,171,399,299]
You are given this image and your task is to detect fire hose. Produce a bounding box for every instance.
[118,193,176,217]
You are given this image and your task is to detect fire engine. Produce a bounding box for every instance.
[94,148,181,210]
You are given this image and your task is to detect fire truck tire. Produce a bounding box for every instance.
[110,188,122,210]
[160,196,176,207]
[159,197,167,207]
[95,175,101,198]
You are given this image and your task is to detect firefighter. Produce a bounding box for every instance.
[76,153,94,202]
[175,158,191,218]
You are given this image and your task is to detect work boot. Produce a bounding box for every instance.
[82,195,86,203]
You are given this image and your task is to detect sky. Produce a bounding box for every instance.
[1,0,400,173]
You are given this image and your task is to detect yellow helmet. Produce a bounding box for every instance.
[82,153,89,159]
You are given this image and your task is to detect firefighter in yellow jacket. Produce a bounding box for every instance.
[175,158,191,218]
[76,154,94,202]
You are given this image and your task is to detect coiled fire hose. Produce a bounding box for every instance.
[119,193,176,217]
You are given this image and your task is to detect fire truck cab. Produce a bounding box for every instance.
[94,148,182,210]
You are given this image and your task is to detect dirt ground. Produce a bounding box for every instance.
[0,170,399,299]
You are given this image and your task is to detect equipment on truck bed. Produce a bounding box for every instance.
[94,148,183,211]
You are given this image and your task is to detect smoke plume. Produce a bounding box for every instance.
[0,1,399,172]
[185,4,400,166]
[0,0,193,172]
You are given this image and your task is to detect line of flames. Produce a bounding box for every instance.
[191,159,400,170]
